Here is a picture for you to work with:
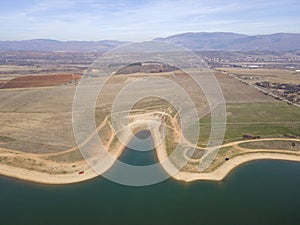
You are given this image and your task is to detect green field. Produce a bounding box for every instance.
[239,140,300,151]
[198,102,300,146]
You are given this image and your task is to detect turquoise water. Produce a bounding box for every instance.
[0,131,300,225]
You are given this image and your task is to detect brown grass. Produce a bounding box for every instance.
[217,68,300,84]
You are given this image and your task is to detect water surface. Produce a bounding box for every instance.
[0,131,300,225]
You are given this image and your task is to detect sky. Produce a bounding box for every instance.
[0,0,299,41]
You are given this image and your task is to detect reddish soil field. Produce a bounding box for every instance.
[1,74,81,89]
[0,81,7,88]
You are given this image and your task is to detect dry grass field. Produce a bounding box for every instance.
[214,72,275,103]
[0,69,291,154]
[0,67,299,177]
[217,67,300,84]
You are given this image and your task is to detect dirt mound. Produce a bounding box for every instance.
[115,62,178,74]
[1,74,81,89]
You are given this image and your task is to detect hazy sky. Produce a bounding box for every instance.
[0,0,299,41]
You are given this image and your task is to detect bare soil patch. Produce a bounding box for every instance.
[1,73,81,89]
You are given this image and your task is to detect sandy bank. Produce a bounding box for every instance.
[1,151,299,185]
[172,152,300,182]
[0,162,98,184]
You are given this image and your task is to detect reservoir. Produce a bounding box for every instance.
[0,131,300,225]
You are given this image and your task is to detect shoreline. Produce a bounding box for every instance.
[172,152,300,182]
[0,163,99,185]
[0,112,299,185]
[0,137,299,185]
[0,152,300,185]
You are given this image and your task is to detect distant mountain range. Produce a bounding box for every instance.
[0,39,127,51]
[155,32,300,51]
[0,32,299,51]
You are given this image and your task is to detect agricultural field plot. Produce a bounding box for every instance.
[216,68,300,105]
[0,73,81,89]
[216,67,300,84]
[213,72,275,103]
[0,85,78,153]
[199,102,300,145]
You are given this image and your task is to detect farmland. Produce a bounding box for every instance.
[216,67,300,105]
[199,102,300,146]
[1,73,81,89]
[0,50,299,183]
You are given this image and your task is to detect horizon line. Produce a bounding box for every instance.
[1,31,300,42]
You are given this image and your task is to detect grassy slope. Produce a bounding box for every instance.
[239,140,300,151]
[198,102,300,145]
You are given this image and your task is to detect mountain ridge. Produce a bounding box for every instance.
[0,32,299,51]
[0,39,127,51]
[155,32,300,51]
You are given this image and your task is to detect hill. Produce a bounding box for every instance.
[0,32,299,51]
[155,32,300,51]
[0,39,127,51]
